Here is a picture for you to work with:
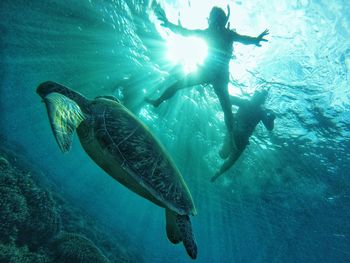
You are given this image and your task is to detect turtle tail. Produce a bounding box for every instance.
[165,209,197,259]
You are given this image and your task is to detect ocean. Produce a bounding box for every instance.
[0,0,349,262]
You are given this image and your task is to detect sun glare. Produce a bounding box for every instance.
[152,0,218,74]
[166,35,207,74]
[153,0,263,75]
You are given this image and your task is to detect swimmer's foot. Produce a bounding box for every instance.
[145,97,161,108]
[211,173,220,182]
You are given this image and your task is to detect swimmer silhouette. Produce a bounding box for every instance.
[146,4,269,153]
[211,90,276,182]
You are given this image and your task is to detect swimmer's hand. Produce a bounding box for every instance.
[153,3,170,27]
[255,29,269,46]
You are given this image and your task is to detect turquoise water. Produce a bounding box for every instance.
[1,0,350,262]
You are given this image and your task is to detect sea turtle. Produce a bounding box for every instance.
[36,81,197,259]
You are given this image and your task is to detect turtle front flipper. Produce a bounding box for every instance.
[42,92,85,152]
[175,214,197,259]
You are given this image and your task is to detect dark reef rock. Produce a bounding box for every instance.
[0,147,142,263]
[19,186,61,249]
[52,232,109,263]
[0,153,61,249]
[0,186,29,243]
[0,156,9,168]
[0,243,50,263]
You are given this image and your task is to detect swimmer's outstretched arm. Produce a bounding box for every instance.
[163,22,204,37]
[154,3,204,36]
[233,29,269,46]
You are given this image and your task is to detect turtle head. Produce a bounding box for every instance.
[37,81,66,99]
[37,81,89,110]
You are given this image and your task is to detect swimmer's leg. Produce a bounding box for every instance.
[211,149,243,182]
[219,132,231,159]
[213,82,237,152]
[146,71,207,107]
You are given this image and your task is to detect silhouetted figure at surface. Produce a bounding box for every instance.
[146,4,269,153]
[211,90,276,182]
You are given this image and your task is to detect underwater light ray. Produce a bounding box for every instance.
[4,0,139,99]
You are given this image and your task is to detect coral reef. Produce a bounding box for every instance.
[0,151,60,249]
[0,243,50,263]
[18,186,61,249]
[0,186,29,243]
[0,147,142,262]
[52,232,109,263]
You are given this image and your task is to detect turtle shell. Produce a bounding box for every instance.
[91,98,196,216]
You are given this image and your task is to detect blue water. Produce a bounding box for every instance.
[1,0,350,262]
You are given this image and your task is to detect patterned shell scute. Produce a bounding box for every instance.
[94,105,193,214]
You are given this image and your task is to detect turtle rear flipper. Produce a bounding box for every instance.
[175,214,197,259]
[43,92,85,153]
[165,209,181,244]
